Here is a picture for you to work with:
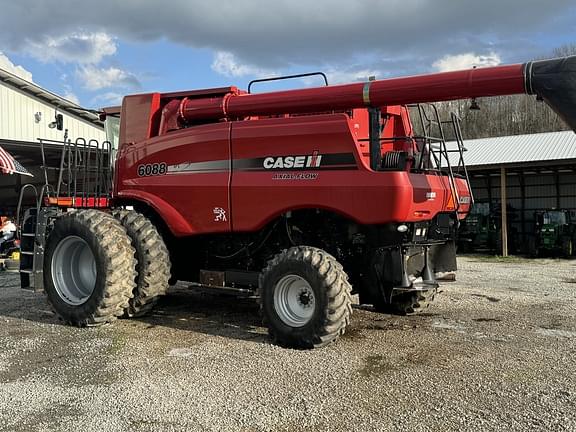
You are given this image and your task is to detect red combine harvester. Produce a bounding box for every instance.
[18,56,576,348]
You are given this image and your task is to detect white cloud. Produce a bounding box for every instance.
[0,1,572,97]
[324,68,380,84]
[0,52,33,81]
[211,51,275,78]
[432,52,502,72]
[77,65,140,91]
[26,32,116,64]
[1,0,570,76]
[92,92,124,107]
[63,91,80,105]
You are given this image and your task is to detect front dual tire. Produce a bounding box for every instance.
[44,210,137,326]
[44,209,170,326]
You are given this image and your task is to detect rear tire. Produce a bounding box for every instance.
[375,287,437,315]
[562,238,573,258]
[360,251,437,316]
[44,210,137,326]
[259,246,352,349]
[113,210,171,317]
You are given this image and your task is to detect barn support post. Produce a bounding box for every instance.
[500,166,508,256]
[519,171,526,253]
[555,170,561,208]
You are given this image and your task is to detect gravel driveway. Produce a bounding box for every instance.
[0,256,575,432]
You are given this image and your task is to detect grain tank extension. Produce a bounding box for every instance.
[19,56,576,348]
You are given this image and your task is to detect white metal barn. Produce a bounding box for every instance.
[0,67,106,212]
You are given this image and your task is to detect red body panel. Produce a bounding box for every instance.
[115,123,232,236]
[230,114,466,232]
[120,93,162,144]
[115,112,470,236]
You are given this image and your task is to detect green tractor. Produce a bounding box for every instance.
[534,209,576,257]
[458,202,517,254]
[458,203,493,253]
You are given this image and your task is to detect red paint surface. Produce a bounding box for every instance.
[115,122,232,235]
[114,113,471,236]
[177,64,525,122]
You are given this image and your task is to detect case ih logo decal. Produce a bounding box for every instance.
[263,151,322,170]
[165,152,357,175]
[234,152,357,172]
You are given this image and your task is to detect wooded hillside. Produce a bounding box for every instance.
[436,44,575,140]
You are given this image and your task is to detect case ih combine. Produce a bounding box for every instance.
[17,56,576,348]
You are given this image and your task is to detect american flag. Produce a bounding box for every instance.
[0,145,33,177]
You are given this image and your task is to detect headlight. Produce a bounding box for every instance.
[397,224,408,233]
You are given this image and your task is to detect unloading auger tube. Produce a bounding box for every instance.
[174,56,576,131]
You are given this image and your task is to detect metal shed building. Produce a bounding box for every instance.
[461,130,576,254]
[0,67,106,211]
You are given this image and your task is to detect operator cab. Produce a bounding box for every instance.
[537,210,568,226]
[101,106,121,161]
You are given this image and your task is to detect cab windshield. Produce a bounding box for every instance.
[542,211,567,225]
[104,115,120,157]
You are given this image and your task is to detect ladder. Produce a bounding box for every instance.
[16,137,113,292]
[17,184,58,292]
[410,104,474,215]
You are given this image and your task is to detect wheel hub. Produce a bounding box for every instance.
[51,236,97,306]
[298,289,313,307]
[273,275,316,327]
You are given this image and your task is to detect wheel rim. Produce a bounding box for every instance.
[51,236,97,305]
[273,275,316,327]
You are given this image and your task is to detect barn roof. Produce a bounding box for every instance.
[452,130,576,170]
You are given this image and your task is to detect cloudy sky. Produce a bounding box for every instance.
[0,0,574,108]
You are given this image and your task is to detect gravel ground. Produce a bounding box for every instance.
[0,256,575,432]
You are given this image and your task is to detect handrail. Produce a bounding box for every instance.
[16,183,38,234]
[32,137,113,210]
[248,72,329,94]
[37,184,56,210]
[450,112,474,207]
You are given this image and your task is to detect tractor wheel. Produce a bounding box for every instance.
[360,251,437,316]
[375,287,437,316]
[113,210,171,317]
[562,238,573,258]
[44,210,137,326]
[259,246,352,349]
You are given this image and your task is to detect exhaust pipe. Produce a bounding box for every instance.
[524,56,576,132]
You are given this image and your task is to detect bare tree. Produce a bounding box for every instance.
[433,44,575,140]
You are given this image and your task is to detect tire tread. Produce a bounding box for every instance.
[259,246,352,349]
[45,209,137,326]
[113,210,171,317]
